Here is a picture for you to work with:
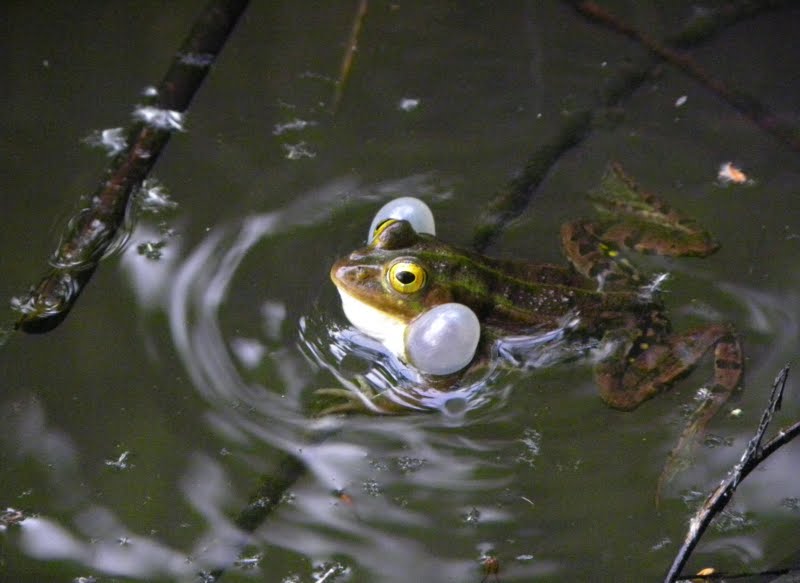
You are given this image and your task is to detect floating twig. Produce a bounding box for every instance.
[331,0,369,114]
[664,365,797,582]
[13,0,250,333]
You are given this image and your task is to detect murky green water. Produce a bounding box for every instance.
[2,2,800,581]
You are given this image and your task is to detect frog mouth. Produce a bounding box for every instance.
[335,287,408,360]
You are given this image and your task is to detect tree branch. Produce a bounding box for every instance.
[14,0,250,333]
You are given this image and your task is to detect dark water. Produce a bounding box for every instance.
[1,2,799,581]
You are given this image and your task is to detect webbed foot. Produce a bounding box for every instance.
[309,376,400,417]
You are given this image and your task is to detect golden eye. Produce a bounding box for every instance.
[388,260,426,293]
[371,219,398,243]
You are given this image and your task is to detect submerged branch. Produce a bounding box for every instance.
[664,366,797,582]
[574,1,800,152]
[331,0,369,114]
[13,0,250,333]
[472,0,796,252]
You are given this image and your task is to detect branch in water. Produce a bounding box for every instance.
[664,366,797,582]
[573,1,800,152]
[472,0,796,251]
[13,0,250,333]
[331,0,369,114]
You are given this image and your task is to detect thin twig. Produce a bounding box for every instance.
[573,1,800,152]
[13,0,250,333]
[664,366,794,582]
[331,0,369,114]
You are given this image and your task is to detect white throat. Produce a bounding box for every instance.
[336,288,408,359]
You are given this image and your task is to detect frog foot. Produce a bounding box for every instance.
[310,376,398,417]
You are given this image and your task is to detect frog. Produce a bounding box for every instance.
[322,164,743,469]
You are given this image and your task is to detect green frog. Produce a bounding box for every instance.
[323,164,742,462]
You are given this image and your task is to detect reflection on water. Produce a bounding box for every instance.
[156,177,547,580]
[5,172,800,581]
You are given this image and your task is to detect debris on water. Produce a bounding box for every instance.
[133,105,185,131]
[650,537,671,551]
[234,552,263,570]
[675,95,688,107]
[515,428,542,467]
[178,52,215,67]
[694,387,713,402]
[398,97,420,111]
[781,497,800,511]
[461,507,481,525]
[273,118,317,135]
[481,554,501,579]
[135,178,177,213]
[729,408,743,417]
[516,554,535,562]
[72,577,97,583]
[368,458,390,471]
[282,142,316,160]
[1,507,27,530]
[717,162,752,185]
[703,434,734,449]
[396,455,426,473]
[137,240,167,260]
[117,536,131,546]
[83,127,127,156]
[312,561,349,582]
[712,508,755,532]
[362,479,383,496]
[104,450,133,470]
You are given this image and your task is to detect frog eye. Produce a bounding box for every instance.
[388,260,426,293]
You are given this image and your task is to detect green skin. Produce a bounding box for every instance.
[326,165,743,473]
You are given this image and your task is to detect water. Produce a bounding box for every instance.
[1,2,800,581]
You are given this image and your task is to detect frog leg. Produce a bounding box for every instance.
[595,323,743,491]
[595,323,742,412]
[561,219,643,292]
[588,162,720,258]
[561,164,721,291]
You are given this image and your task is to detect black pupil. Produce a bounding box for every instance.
[396,271,416,285]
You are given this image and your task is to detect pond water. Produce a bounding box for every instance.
[1,2,800,582]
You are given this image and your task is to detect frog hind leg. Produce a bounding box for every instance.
[561,164,721,291]
[594,323,743,492]
[561,218,645,292]
[589,162,720,258]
